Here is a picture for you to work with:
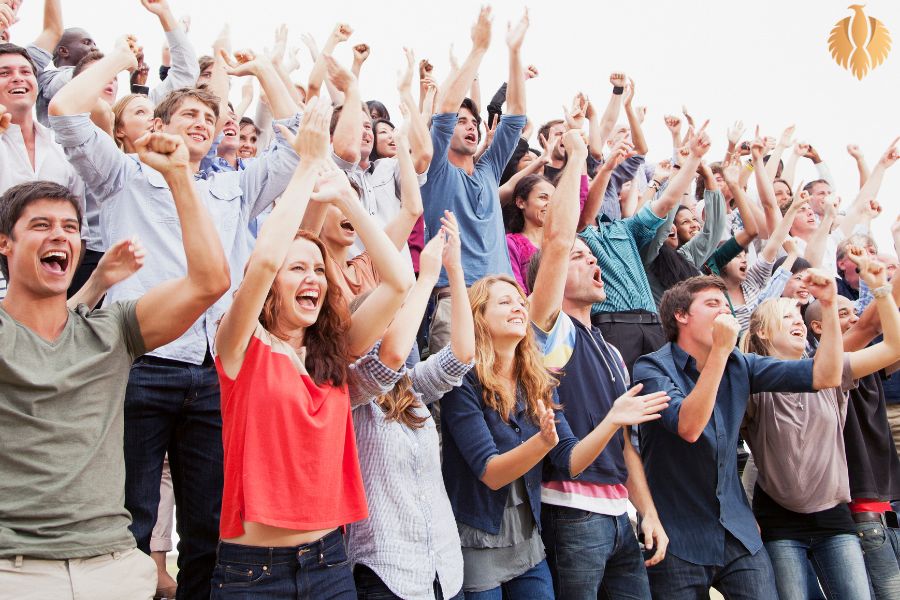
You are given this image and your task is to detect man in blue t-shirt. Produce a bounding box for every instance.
[421,6,527,353]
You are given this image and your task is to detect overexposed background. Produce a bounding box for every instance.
[7,0,900,251]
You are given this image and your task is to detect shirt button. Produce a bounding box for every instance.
[514,427,520,433]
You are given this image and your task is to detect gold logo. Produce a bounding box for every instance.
[829,5,891,79]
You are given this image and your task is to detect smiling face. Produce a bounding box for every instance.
[674,207,701,245]
[482,279,529,342]
[767,302,807,358]
[773,180,792,208]
[156,97,217,162]
[563,238,606,307]
[374,121,396,159]
[238,123,258,159]
[359,110,374,161]
[115,95,155,150]
[270,237,328,331]
[516,180,554,229]
[218,110,239,154]
[782,269,811,303]
[449,106,479,156]
[0,198,82,298]
[0,52,37,116]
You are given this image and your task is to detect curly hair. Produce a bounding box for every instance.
[468,275,558,423]
[376,374,429,429]
[259,231,351,386]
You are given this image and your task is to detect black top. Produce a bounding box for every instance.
[753,484,854,541]
[843,372,900,500]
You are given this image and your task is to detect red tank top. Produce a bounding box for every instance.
[215,326,367,538]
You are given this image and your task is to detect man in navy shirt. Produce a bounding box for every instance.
[634,274,843,598]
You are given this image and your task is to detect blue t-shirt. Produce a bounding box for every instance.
[422,113,526,287]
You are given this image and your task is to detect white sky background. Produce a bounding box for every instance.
[8,0,900,252]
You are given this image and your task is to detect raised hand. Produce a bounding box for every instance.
[689,121,711,158]
[419,58,433,80]
[607,384,670,426]
[603,139,635,171]
[418,228,446,282]
[782,236,799,257]
[523,64,539,80]
[212,24,231,55]
[219,49,271,78]
[536,403,559,448]
[653,159,673,182]
[309,163,355,204]
[860,257,889,289]
[95,237,146,289]
[844,244,871,275]
[115,35,141,71]
[397,47,415,94]
[562,128,588,160]
[681,104,695,128]
[878,136,900,168]
[610,72,627,88]
[269,23,289,66]
[329,22,353,45]
[139,0,171,17]
[664,114,682,137]
[777,124,796,149]
[727,120,745,147]
[353,43,370,64]
[448,43,459,72]
[283,47,301,73]
[0,104,11,136]
[622,78,636,107]
[276,96,332,163]
[863,199,883,220]
[300,32,319,60]
[847,144,864,159]
[794,141,810,157]
[722,162,741,186]
[506,7,529,51]
[324,55,356,92]
[563,93,587,130]
[440,211,462,271]
[134,132,190,174]
[712,313,740,351]
[803,268,837,304]
[471,6,493,52]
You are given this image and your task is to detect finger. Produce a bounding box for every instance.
[645,544,665,567]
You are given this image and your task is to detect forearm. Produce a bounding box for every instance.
[569,419,620,475]
[207,55,230,127]
[33,0,64,53]
[619,175,640,219]
[49,52,131,116]
[332,82,362,164]
[623,436,658,517]
[340,198,412,292]
[153,5,178,32]
[579,166,614,231]
[595,93,622,155]
[812,299,843,389]
[765,145,786,182]
[652,156,700,217]
[500,155,545,205]
[752,156,780,237]
[403,91,433,173]
[469,76,481,113]
[505,48,525,115]
[728,184,758,240]
[625,105,647,155]
[274,62,304,109]
[854,156,870,188]
[803,215,834,268]
[678,350,729,442]
[67,273,107,310]
[379,274,437,369]
[447,265,475,362]
[440,49,486,113]
[481,435,553,490]
[257,63,296,120]
[781,153,799,188]
[383,142,423,249]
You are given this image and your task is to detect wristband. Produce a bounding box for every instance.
[651,179,662,187]
[874,284,893,299]
[612,86,624,95]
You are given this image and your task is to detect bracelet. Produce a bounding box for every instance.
[651,179,662,187]
[874,284,893,298]
[612,86,624,95]
[672,164,681,170]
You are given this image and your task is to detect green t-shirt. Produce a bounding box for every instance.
[0,300,145,559]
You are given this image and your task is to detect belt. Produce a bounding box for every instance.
[851,511,886,524]
[592,311,660,325]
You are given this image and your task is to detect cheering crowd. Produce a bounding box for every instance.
[1,0,900,599]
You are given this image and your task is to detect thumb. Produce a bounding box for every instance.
[133,131,152,152]
[275,123,296,145]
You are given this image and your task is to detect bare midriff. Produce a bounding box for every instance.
[223,522,337,547]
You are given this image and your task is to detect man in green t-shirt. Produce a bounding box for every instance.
[0,132,229,599]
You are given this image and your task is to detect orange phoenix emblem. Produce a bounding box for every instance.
[829,5,892,80]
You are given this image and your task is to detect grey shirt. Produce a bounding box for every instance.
[743,355,856,514]
[0,301,145,559]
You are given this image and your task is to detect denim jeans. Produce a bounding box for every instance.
[353,564,463,600]
[855,517,900,600]
[540,506,651,599]
[124,356,224,600]
[210,529,357,599]
[463,559,553,599]
[646,532,778,599]
[765,534,871,600]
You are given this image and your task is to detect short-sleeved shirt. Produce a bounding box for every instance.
[331,252,380,303]
[422,113,526,287]
[634,343,815,566]
[215,326,367,537]
[578,205,665,314]
[0,300,146,559]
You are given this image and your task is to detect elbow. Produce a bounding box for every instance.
[48,97,65,117]
[334,143,360,166]
[480,474,504,491]
[377,346,409,371]
[406,201,424,220]
[414,153,433,175]
[206,266,232,299]
[454,348,476,365]
[813,369,842,390]
[677,423,702,444]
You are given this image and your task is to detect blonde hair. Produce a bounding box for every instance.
[112,93,146,150]
[740,297,800,356]
[468,275,558,423]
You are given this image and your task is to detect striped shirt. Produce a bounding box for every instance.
[579,205,665,314]
[348,344,472,600]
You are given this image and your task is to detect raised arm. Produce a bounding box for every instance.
[751,134,781,237]
[438,6,491,113]
[49,36,138,117]
[304,23,351,103]
[805,270,843,389]
[67,238,145,310]
[31,0,63,53]
[578,140,632,231]
[724,164,759,247]
[846,260,900,378]
[622,78,647,155]
[764,125,794,183]
[133,133,230,352]
[651,125,710,218]
[840,138,898,238]
[397,47,432,173]
[759,191,808,263]
[142,0,200,105]
[803,196,837,268]
[214,99,328,376]
[504,8,528,116]
[529,130,586,330]
[382,120,424,249]
[327,56,362,165]
[587,73,625,159]
[220,49,296,120]
[847,144,870,189]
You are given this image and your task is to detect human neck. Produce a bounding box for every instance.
[520,222,543,247]
[448,149,475,175]
[326,241,350,266]
[791,228,812,243]
[549,156,564,169]
[492,338,518,380]
[562,301,592,328]
[358,155,370,171]
[217,145,238,168]
[0,286,69,342]
[723,277,744,303]
[676,333,712,370]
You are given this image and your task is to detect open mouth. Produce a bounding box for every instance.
[796,290,810,299]
[188,132,207,143]
[464,133,477,144]
[295,289,320,310]
[223,126,237,137]
[8,86,29,96]
[40,250,69,275]
[339,219,355,233]
[789,327,805,338]
[508,317,524,325]
[592,268,603,286]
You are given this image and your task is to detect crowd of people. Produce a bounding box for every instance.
[1,1,899,599]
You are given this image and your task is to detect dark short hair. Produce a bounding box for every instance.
[658,275,728,342]
[365,100,390,122]
[198,55,214,75]
[459,97,482,143]
[526,248,544,293]
[238,116,260,137]
[73,50,104,77]
[329,101,369,137]
[0,43,38,75]
[369,118,395,162]
[154,87,220,124]
[802,179,829,194]
[0,182,83,280]
[772,255,811,276]
[537,119,564,149]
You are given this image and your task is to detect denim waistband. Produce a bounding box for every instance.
[216,529,344,565]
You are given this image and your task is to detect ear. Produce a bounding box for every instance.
[810,320,823,336]
[57,45,68,59]
[0,233,12,261]
[674,308,689,327]
[515,198,526,210]
[151,117,163,132]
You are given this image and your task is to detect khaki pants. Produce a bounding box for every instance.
[0,547,156,600]
[887,404,900,459]
[150,454,175,553]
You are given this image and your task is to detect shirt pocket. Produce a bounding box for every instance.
[208,177,244,235]
[143,171,179,225]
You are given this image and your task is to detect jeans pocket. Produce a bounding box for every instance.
[212,562,270,587]
[858,525,888,553]
[552,506,593,524]
[319,540,351,568]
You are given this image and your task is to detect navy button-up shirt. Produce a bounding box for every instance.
[634,343,815,566]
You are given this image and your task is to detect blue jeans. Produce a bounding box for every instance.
[855,517,900,600]
[123,356,223,600]
[353,564,463,599]
[646,532,778,599]
[540,506,651,599]
[765,535,871,600]
[463,559,553,600]
[210,529,356,599]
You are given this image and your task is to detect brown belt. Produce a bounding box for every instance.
[851,511,886,524]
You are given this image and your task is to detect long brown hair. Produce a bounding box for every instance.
[259,230,351,386]
[376,375,429,429]
[469,275,558,423]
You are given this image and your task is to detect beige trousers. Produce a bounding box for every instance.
[150,454,175,553]
[0,547,156,600]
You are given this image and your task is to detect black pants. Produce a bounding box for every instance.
[352,564,462,600]
[591,310,666,377]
